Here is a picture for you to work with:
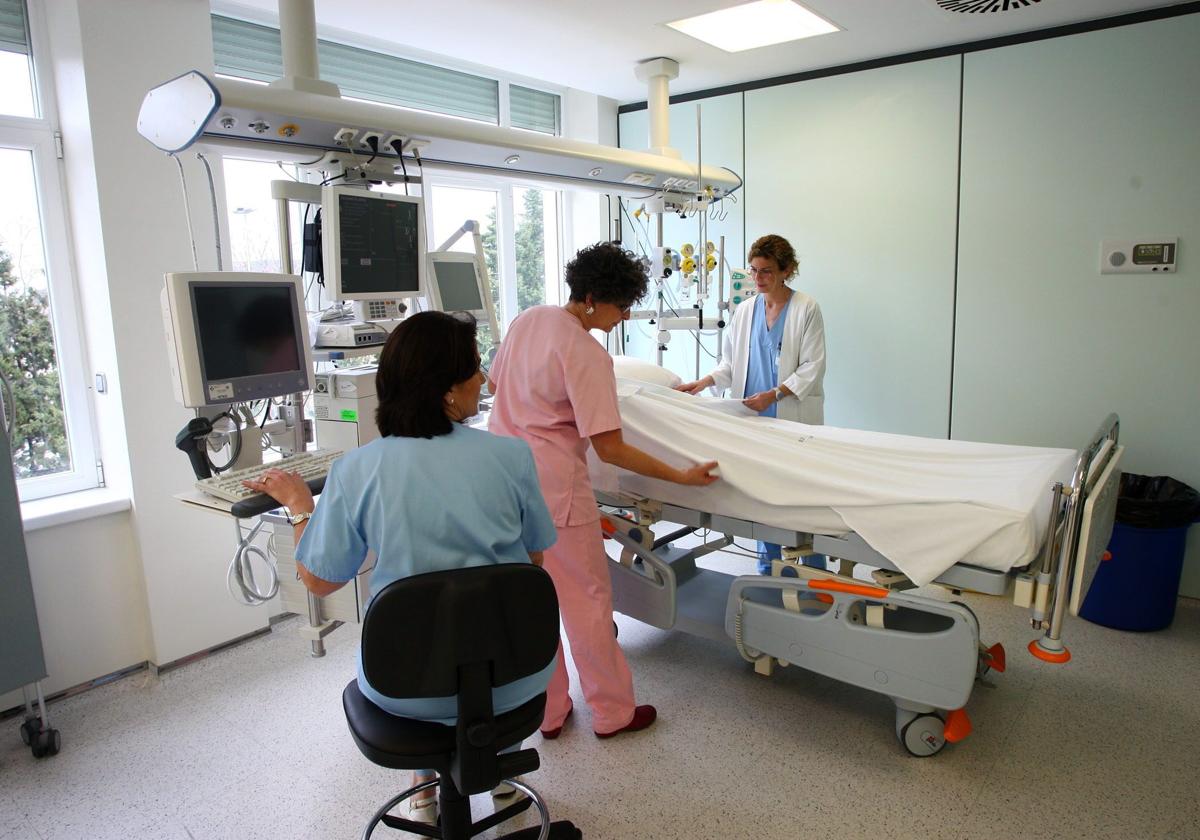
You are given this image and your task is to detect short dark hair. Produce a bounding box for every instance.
[564,242,648,309]
[375,311,478,439]
[748,234,798,280]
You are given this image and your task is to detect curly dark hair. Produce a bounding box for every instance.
[375,311,478,439]
[564,242,648,309]
[748,234,798,280]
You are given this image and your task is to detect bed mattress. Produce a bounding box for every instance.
[590,381,1077,586]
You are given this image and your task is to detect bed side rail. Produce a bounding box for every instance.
[1030,413,1120,663]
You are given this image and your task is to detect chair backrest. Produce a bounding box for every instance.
[361,562,559,700]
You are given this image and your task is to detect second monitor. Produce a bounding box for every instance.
[426,251,490,320]
[322,185,425,302]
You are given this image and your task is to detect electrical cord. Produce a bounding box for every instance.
[196,152,224,271]
[171,154,200,271]
[206,410,243,473]
[228,517,278,605]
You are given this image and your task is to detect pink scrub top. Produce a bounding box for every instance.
[489,306,622,527]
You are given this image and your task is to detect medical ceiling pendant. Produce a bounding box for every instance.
[137,4,741,202]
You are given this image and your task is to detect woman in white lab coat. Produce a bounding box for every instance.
[676,234,826,422]
[676,234,826,571]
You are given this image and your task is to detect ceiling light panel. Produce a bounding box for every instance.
[667,0,840,53]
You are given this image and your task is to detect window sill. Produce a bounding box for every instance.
[21,487,132,532]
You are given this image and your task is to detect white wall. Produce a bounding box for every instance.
[0,512,148,710]
[563,88,619,259]
[953,16,1200,597]
[43,0,268,668]
[745,58,962,438]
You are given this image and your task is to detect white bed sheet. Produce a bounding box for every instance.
[592,381,1077,586]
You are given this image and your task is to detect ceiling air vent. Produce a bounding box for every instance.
[933,0,1043,12]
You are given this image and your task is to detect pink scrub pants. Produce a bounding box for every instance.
[541,520,636,734]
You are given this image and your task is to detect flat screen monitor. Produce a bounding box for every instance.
[322,185,426,301]
[427,251,488,316]
[161,272,315,407]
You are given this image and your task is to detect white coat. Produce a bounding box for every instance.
[709,290,826,424]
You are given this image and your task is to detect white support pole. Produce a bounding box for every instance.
[634,58,681,160]
[273,0,340,96]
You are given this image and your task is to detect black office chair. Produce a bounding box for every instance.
[343,564,582,840]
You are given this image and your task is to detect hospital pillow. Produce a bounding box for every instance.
[611,355,683,389]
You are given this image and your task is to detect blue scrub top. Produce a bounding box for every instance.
[745,294,791,418]
[297,423,558,723]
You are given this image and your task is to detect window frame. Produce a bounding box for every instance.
[1,0,99,501]
[424,172,566,331]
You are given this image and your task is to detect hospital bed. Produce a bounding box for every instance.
[593,381,1123,756]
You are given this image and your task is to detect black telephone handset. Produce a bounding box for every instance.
[175,417,215,479]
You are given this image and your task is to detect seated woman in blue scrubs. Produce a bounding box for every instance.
[244,311,557,823]
[676,234,827,573]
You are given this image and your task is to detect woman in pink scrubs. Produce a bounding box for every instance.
[489,242,719,739]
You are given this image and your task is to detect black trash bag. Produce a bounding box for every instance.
[1116,474,1200,529]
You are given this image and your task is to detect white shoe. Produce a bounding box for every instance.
[405,792,438,825]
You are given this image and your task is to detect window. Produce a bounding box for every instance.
[427,179,563,339]
[2,0,98,500]
[429,184,500,357]
[0,0,35,118]
[210,15,559,131]
[224,158,288,274]
[513,187,562,310]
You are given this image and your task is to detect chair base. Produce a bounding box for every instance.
[363,777,581,840]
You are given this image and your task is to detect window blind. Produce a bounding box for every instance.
[212,15,500,124]
[510,84,560,135]
[0,0,29,56]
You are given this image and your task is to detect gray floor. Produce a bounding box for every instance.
[2,546,1198,840]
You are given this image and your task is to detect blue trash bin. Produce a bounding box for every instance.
[1080,473,1199,632]
[1079,522,1189,631]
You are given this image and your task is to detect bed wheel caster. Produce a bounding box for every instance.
[30,728,60,759]
[19,716,38,746]
[896,710,946,757]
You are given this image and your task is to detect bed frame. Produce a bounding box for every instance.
[599,414,1123,756]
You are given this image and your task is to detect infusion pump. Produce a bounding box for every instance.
[729,268,757,310]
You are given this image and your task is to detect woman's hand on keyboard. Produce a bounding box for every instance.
[242,468,315,514]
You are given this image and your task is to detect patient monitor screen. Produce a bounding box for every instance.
[433,260,485,312]
[336,192,422,296]
[192,283,303,382]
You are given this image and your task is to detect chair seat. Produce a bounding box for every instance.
[343,680,547,771]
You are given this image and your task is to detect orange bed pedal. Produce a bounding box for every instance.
[1028,639,1072,663]
[943,708,972,743]
[984,643,1007,673]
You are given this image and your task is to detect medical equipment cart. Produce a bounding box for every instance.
[0,421,62,758]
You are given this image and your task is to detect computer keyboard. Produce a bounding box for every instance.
[194,448,344,503]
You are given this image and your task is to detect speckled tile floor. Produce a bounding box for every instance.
[1,541,1197,840]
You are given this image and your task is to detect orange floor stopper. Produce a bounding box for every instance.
[985,643,1007,673]
[1027,639,1072,664]
[943,708,972,743]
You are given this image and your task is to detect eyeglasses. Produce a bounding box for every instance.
[747,267,777,278]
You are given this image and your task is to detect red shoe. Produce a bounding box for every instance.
[540,705,573,740]
[595,705,657,739]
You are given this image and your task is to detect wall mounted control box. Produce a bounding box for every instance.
[1100,238,1178,274]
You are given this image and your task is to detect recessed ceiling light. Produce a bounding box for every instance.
[504,154,520,165]
[589,167,603,177]
[667,0,839,53]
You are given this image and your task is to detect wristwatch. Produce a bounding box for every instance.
[774,386,787,402]
[286,509,313,526]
